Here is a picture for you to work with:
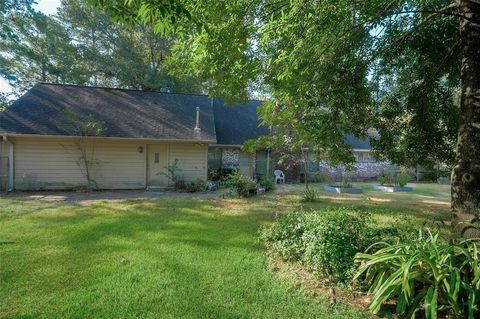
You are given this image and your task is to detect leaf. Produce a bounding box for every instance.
[425,286,438,319]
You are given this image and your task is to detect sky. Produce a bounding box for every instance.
[0,0,62,94]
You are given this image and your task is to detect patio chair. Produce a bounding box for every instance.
[274,170,285,184]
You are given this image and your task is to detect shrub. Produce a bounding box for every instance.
[354,230,480,319]
[377,176,385,185]
[420,171,438,183]
[262,209,372,284]
[260,212,308,261]
[173,178,187,191]
[397,173,410,187]
[224,173,257,197]
[302,187,317,202]
[302,212,368,284]
[258,177,275,191]
[158,159,181,184]
[314,171,327,183]
[379,167,411,186]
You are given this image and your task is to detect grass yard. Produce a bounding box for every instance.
[0,183,450,318]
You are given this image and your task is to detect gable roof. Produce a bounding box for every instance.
[212,99,270,145]
[0,83,216,142]
[0,83,372,151]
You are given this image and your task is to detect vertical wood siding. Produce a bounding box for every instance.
[12,138,145,190]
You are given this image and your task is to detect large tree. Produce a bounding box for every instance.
[0,11,86,92]
[89,0,480,237]
[0,0,203,95]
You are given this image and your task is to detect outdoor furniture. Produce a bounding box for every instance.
[274,170,285,184]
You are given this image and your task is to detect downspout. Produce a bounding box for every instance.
[2,135,14,192]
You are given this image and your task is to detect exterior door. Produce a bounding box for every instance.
[147,144,168,187]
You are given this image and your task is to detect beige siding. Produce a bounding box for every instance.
[167,143,207,182]
[12,137,146,190]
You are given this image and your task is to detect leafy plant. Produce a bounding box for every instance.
[397,173,410,187]
[262,209,372,284]
[224,173,257,197]
[354,230,480,319]
[158,159,182,185]
[377,176,385,185]
[302,187,317,202]
[258,177,275,191]
[314,171,326,183]
[379,167,411,187]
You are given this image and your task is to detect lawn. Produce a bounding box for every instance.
[0,183,450,318]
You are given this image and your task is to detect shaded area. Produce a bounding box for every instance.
[0,197,369,319]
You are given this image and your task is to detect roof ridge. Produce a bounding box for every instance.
[36,82,210,98]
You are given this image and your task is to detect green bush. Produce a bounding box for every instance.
[173,178,187,191]
[420,171,438,182]
[224,173,257,197]
[262,209,372,284]
[377,176,385,185]
[260,212,307,261]
[302,187,317,202]
[379,167,411,186]
[397,173,410,187]
[355,230,480,319]
[314,171,327,183]
[302,212,368,284]
[258,177,275,191]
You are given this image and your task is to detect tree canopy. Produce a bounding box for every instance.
[0,0,203,94]
[90,0,480,236]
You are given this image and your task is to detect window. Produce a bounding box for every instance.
[154,153,159,163]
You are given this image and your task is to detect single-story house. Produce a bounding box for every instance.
[0,83,271,191]
[0,83,382,191]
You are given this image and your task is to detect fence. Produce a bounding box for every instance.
[0,156,8,192]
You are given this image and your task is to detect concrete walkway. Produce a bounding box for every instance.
[0,189,229,205]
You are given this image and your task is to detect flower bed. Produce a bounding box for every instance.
[323,185,363,194]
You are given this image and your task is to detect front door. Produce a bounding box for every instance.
[147,144,168,187]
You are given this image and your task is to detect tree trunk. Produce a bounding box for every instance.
[451,0,480,238]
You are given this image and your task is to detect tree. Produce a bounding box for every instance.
[90,0,480,237]
[0,0,203,95]
[0,0,33,40]
[51,108,106,190]
[0,11,87,92]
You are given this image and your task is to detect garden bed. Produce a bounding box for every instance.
[374,185,413,192]
[323,185,363,194]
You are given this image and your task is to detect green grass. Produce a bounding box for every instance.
[0,197,370,319]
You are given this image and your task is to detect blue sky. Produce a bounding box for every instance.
[0,0,62,94]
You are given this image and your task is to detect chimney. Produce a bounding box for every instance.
[194,107,201,132]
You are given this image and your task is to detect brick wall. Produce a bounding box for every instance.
[318,160,390,181]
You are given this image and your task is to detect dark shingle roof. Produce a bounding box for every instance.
[346,133,371,150]
[0,83,216,142]
[212,99,270,145]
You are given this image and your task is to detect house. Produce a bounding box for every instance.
[0,83,382,191]
[208,99,270,179]
[0,83,271,191]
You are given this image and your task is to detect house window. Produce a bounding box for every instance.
[154,153,159,163]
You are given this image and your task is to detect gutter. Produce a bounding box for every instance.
[6,133,216,144]
[1,135,14,192]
